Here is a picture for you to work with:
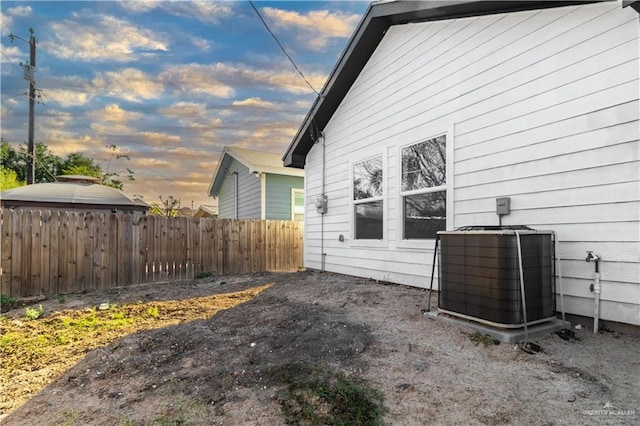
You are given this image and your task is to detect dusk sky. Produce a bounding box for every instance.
[0,0,369,209]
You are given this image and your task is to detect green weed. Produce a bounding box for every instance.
[194,271,214,279]
[57,408,79,426]
[279,369,386,426]
[145,306,159,318]
[25,304,44,320]
[1,294,17,305]
[147,401,207,425]
[468,332,500,347]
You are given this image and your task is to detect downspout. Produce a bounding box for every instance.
[586,251,601,334]
[320,132,326,271]
[551,231,568,329]
[232,171,238,219]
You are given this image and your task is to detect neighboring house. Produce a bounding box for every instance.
[284,1,640,326]
[209,146,304,220]
[0,175,149,216]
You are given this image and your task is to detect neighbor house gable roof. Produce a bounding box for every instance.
[283,0,604,168]
[209,146,304,197]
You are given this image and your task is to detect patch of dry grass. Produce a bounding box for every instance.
[0,284,271,415]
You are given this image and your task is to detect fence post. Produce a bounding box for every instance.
[1,209,12,296]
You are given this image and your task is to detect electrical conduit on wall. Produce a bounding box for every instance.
[320,131,326,271]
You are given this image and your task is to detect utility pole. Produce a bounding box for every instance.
[9,28,37,184]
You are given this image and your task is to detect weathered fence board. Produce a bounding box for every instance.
[0,209,304,297]
[1,209,12,295]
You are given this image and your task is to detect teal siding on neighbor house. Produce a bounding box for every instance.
[265,174,304,220]
[218,158,261,219]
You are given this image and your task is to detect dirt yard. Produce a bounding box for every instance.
[2,270,639,425]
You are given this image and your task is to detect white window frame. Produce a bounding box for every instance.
[397,130,453,249]
[350,153,387,248]
[291,188,304,221]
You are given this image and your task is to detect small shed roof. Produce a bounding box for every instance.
[194,204,219,218]
[208,146,304,197]
[0,176,148,209]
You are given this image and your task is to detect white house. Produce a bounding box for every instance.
[283,1,640,327]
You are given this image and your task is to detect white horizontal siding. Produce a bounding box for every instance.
[456,182,639,214]
[303,1,640,326]
[454,162,639,201]
[561,296,639,326]
[455,141,638,188]
[560,277,640,304]
[559,241,639,263]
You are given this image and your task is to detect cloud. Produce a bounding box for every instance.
[230,120,300,152]
[43,130,95,158]
[165,62,325,95]
[43,88,91,107]
[157,1,234,25]
[232,97,277,109]
[1,5,32,35]
[0,43,24,69]
[102,104,140,123]
[45,13,168,62]
[0,13,12,37]
[6,5,32,17]
[43,69,162,104]
[120,0,233,25]
[85,104,142,135]
[160,64,235,98]
[118,0,158,13]
[188,35,212,51]
[138,131,181,146]
[0,98,17,119]
[92,68,164,102]
[260,7,360,51]
[160,102,208,120]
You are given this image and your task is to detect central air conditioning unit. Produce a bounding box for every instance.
[437,226,555,328]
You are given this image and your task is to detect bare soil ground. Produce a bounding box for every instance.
[2,270,639,425]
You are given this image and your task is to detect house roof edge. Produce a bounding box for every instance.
[282,0,606,169]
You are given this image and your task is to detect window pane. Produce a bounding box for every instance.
[402,135,446,192]
[355,200,383,239]
[404,191,446,239]
[354,156,383,200]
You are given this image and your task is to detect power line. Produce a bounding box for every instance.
[78,123,217,154]
[248,0,320,96]
[27,90,71,156]
[0,92,28,117]
[0,49,23,74]
[110,144,174,183]
[20,150,59,182]
[2,91,28,101]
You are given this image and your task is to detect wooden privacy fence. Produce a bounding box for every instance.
[0,209,304,298]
